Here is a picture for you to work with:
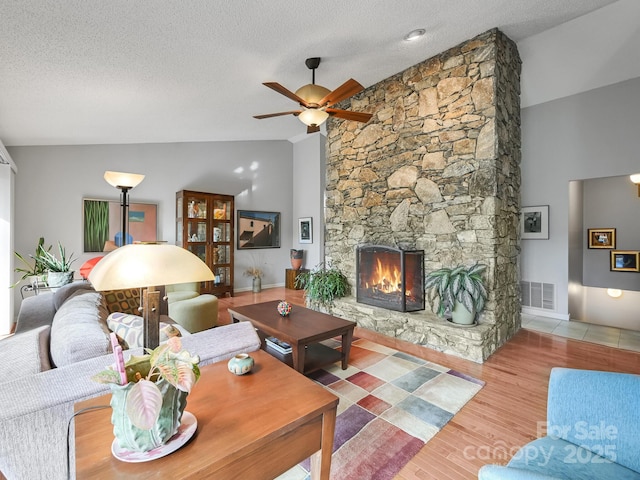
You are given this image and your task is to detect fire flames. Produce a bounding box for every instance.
[364,258,411,296]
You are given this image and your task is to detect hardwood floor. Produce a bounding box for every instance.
[217,288,640,480]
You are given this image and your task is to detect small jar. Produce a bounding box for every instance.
[227,353,254,375]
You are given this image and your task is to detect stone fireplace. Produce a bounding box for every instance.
[356,245,424,312]
[324,29,522,363]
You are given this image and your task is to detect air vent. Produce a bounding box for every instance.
[520,281,555,311]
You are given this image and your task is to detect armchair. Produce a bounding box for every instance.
[165,282,218,333]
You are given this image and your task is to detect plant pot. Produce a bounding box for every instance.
[451,301,476,325]
[290,249,304,270]
[252,276,262,293]
[47,271,73,288]
[28,274,48,287]
[109,378,187,452]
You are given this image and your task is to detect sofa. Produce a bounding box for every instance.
[478,367,640,480]
[0,283,261,480]
[165,282,219,333]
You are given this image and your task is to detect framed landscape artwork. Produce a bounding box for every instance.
[610,250,640,272]
[587,228,616,249]
[237,210,281,249]
[298,217,312,244]
[521,205,549,240]
[83,198,158,253]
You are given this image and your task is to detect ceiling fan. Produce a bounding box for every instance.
[254,57,373,134]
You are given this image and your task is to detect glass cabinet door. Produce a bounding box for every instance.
[212,245,230,265]
[187,195,207,219]
[187,221,207,242]
[187,244,206,263]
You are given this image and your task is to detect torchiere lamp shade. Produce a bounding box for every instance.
[88,244,214,291]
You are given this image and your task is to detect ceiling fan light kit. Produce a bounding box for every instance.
[254,57,373,134]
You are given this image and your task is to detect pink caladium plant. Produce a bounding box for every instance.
[93,336,200,430]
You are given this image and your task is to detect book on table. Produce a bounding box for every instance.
[265,336,292,354]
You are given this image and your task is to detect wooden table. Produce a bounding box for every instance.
[228,300,356,375]
[74,350,338,480]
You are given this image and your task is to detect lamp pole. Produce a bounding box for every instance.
[119,186,131,247]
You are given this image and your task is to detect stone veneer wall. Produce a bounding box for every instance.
[324,29,521,363]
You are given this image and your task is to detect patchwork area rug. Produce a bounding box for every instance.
[277,338,484,480]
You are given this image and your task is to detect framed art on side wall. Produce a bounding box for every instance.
[237,210,281,249]
[298,217,312,244]
[83,198,158,253]
[521,205,549,240]
[587,228,616,249]
[610,250,640,272]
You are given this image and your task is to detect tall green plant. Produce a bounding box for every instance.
[84,200,110,252]
[296,263,349,309]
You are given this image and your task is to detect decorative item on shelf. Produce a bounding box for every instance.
[89,243,214,349]
[213,227,221,242]
[295,263,349,311]
[92,333,200,454]
[227,353,254,375]
[33,241,76,289]
[424,263,488,325]
[290,249,304,270]
[277,300,292,317]
[244,265,263,293]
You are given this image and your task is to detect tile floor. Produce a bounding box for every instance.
[522,313,640,352]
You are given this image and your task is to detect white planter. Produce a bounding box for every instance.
[451,301,476,325]
[47,271,74,289]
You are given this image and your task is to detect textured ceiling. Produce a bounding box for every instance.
[0,0,619,146]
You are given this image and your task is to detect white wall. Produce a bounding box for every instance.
[9,140,293,313]
[291,134,325,270]
[521,77,640,318]
[0,164,15,334]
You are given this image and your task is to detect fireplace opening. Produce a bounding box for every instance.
[356,245,425,312]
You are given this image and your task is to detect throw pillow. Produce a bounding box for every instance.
[0,325,51,381]
[102,288,141,315]
[107,312,184,349]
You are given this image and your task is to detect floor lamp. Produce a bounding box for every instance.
[89,244,214,349]
[104,171,145,247]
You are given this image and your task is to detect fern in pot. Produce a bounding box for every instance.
[295,263,349,311]
[424,263,488,325]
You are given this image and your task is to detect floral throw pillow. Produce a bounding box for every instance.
[107,312,182,349]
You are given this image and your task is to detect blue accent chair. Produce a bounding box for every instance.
[479,367,640,479]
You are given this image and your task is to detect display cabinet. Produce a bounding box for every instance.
[176,190,234,297]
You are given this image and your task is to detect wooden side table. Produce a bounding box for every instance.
[285,268,308,289]
[74,350,338,479]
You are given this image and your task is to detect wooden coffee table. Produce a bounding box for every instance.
[228,301,356,375]
[74,350,338,479]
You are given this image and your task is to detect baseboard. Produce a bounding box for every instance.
[234,282,286,293]
[522,307,570,321]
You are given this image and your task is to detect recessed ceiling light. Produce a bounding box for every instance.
[404,29,426,42]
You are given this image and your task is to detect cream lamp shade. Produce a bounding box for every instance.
[630,173,640,196]
[298,108,330,127]
[89,244,214,290]
[104,171,145,189]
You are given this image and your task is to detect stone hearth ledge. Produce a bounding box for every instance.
[333,297,499,363]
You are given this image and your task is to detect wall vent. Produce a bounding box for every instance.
[520,281,555,310]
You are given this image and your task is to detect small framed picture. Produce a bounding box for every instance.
[587,228,616,249]
[521,205,549,240]
[298,217,312,244]
[610,250,640,272]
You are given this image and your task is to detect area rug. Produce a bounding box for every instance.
[276,338,484,480]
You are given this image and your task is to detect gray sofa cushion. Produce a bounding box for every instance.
[49,290,111,367]
[0,325,51,381]
[52,281,95,311]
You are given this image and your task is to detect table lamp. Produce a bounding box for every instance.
[88,243,214,349]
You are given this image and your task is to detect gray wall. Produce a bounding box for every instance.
[522,76,640,321]
[582,175,640,291]
[292,134,325,271]
[10,140,294,310]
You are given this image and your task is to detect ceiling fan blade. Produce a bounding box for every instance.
[307,125,320,134]
[253,110,301,119]
[327,109,372,123]
[318,79,365,107]
[263,82,310,107]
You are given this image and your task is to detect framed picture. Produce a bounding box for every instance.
[521,205,549,240]
[237,210,281,249]
[587,228,616,249]
[298,217,313,244]
[83,198,158,253]
[610,250,640,272]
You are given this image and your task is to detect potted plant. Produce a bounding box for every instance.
[33,241,77,288]
[296,263,349,310]
[12,237,50,288]
[244,266,263,293]
[424,263,488,325]
[92,335,200,452]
